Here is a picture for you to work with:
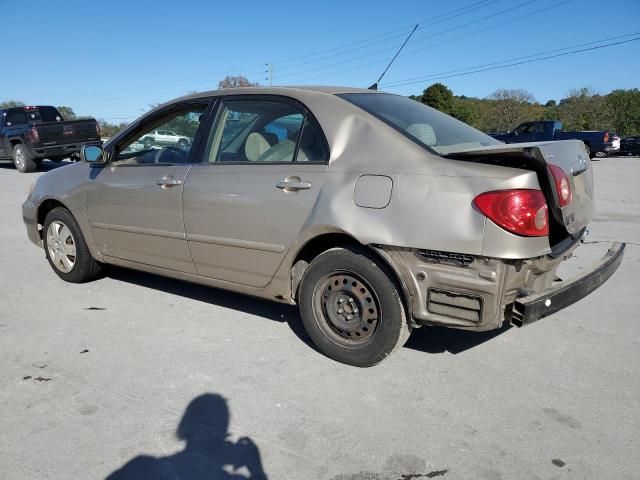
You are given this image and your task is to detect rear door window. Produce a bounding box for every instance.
[206,98,328,164]
[5,109,28,125]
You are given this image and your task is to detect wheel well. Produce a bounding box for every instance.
[37,199,68,228]
[10,139,22,148]
[290,233,411,317]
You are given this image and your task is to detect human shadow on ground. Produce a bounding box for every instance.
[107,266,508,357]
[106,393,268,480]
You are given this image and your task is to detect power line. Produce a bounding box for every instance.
[381,32,640,87]
[275,0,541,82]
[381,36,640,88]
[281,0,571,84]
[271,0,501,75]
[63,0,503,102]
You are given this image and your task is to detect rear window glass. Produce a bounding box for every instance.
[338,93,500,155]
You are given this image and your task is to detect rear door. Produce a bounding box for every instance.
[85,100,211,272]
[182,96,329,287]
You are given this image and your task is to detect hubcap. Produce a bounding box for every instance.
[46,221,76,273]
[316,273,380,345]
[15,148,24,169]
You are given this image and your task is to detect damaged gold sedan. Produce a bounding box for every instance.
[22,87,624,366]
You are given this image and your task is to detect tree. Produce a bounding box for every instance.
[557,87,610,131]
[57,106,76,120]
[487,89,538,132]
[218,75,259,89]
[421,83,454,114]
[605,89,640,136]
[0,100,25,108]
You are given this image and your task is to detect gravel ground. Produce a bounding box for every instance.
[1,157,639,480]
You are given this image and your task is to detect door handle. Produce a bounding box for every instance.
[156,175,182,188]
[276,177,312,192]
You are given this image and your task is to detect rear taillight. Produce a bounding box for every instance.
[548,164,572,207]
[604,131,609,143]
[30,126,40,143]
[473,189,549,237]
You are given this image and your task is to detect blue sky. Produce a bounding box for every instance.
[1,0,638,121]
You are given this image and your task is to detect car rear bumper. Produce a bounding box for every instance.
[22,199,42,247]
[512,242,625,325]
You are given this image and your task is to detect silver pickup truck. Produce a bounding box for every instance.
[22,87,624,366]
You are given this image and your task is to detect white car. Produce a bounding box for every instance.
[140,129,191,149]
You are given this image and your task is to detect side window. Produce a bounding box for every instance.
[114,106,207,165]
[207,99,310,163]
[5,109,28,126]
[297,117,329,162]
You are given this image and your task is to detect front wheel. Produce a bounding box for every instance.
[298,247,411,367]
[43,207,102,283]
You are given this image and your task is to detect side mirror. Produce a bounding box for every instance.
[82,145,106,164]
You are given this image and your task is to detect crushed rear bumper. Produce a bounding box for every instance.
[512,242,625,326]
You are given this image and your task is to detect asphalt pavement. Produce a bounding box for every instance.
[1,157,639,479]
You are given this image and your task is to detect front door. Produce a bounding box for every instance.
[85,102,210,273]
[182,97,329,287]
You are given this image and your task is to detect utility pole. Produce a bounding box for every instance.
[265,63,273,86]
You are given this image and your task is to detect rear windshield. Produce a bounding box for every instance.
[338,93,500,155]
[4,107,62,125]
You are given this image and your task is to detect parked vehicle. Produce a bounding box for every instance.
[140,129,191,149]
[22,87,624,366]
[619,136,640,156]
[489,120,616,158]
[0,106,100,172]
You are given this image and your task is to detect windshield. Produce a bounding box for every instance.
[338,93,500,155]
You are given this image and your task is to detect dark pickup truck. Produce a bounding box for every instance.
[0,106,101,172]
[489,120,616,158]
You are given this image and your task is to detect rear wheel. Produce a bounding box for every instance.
[43,207,102,283]
[143,137,154,149]
[178,138,189,148]
[298,247,411,367]
[12,144,37,173]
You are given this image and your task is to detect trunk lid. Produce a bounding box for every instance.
[35,119,99,145]
[445,140,594,237]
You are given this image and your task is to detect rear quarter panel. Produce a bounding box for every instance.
[289,93,550,259]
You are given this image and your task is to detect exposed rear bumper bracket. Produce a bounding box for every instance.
[512,242,625,326]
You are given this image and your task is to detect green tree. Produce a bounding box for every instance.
[605,88,640,136]
[57,106,76,120]
[218,75,259,89]
[0,100,26,108]
[421,83,454,114]
[487,89,538,132]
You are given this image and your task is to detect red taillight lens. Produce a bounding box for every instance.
[473,189,549,237]
[604,131,609,143]
[548,164,572,207]
[30,126,40,142]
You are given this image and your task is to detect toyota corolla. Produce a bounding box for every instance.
[22,87,624,366]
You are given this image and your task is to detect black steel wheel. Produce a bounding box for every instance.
[298,247,411,367]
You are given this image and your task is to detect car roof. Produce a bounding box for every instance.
[172,85,382,103]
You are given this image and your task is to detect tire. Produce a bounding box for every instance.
[143,137,154,149]
[178,138,189,148]
[12,144,37,173]
[298,247,411,367]
[43,207,102,283]
[583,142,593,159]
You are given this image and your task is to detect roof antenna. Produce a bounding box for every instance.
[368,24,418,90]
